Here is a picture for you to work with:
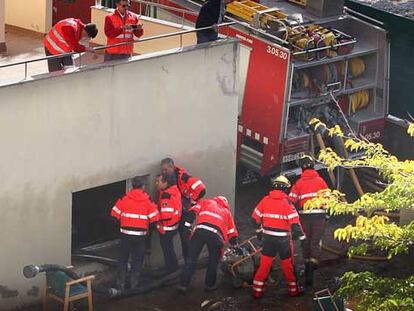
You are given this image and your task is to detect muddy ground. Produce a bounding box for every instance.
[19,178,413,311]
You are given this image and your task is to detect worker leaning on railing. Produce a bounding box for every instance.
[195,0,234,44]
[104,0,144,61]
[43,18,98,72]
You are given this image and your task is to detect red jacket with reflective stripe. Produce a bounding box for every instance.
[289,169,328,210]
[176,166,206,202]
[105,10,143,55]
[157,185,182,231]
[43,18,85,55]
[191,198,238,242]
[252,190,301,236]
[111,189,159,235]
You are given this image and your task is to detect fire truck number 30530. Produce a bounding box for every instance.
[266,45,288,60]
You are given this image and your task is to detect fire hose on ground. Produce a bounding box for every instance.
[23,263,183,298]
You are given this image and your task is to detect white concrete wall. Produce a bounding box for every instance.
[0,40,239,309]
[0,0,5,44]
[5,0,52,33]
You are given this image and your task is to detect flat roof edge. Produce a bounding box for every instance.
[0,38,239,89]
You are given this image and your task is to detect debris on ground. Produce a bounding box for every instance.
[354,0,414,19]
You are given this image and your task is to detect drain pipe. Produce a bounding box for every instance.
[23,264,80,280]
[23,263,184,299]
[106,269,182,298]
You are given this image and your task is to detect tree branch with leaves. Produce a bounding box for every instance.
[305,119,414,311]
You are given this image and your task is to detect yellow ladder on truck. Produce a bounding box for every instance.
[287,0,307,7]
[226,0,288,29]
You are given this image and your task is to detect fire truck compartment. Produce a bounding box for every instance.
[284,14,389,149]
[158,0,389,175]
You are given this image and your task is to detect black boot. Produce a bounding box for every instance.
[130,272,140,289]
[116,270,127,292]
[305,262,315,286]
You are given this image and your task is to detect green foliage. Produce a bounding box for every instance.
[334,216,414,258]
[307,119,414,310]
[337,272,414,311]
[408,122,414,137]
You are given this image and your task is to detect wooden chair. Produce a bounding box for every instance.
[312,289,345,311]
[43,267,94,311]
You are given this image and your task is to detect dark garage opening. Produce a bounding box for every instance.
[72,180,126,250]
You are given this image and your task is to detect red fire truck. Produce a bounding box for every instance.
[58,0,389,177]
[155,0,389,177]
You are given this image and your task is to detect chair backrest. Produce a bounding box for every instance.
[46,271,72,298]
[47,270,88,299]
[312,296,345,311]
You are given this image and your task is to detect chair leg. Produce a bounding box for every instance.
[64,284,70,311]
[43,280,48,311]
[87,280,93,311]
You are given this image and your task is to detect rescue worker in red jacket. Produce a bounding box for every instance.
[289,155,329,286]
[104,0,144,61]
[160,158,206,264]
[155,173,182,273]
[251,175,306,298]
[111,176,159,291]
[43,18,98,72]
[178,196,239,292]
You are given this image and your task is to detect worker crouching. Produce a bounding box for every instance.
[155,173,182,273]
[251,176,306,298]
[289,155,329,286]
[178,196,239,292]
[110,176,159,291]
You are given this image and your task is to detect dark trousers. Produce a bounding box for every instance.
[300,214,326,260]
[45,48,73,72]
[104,53,130,62]
[196,30,218,44]
[160,229,179,272]
[179,208,196,263]
[262,235,292,260]
[180,230,223,288]
[118,234,146,278]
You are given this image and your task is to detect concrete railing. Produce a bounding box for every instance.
[0,21,235,84]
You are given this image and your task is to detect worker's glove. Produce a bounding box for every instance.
[157,224,166,235]
[181,221,193,239]
[149,222,158,231]
[299,235,307,248]
[256,230,263,242]
[292,231,303,241]
[255,230,263,247]
[291,224,305,241]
